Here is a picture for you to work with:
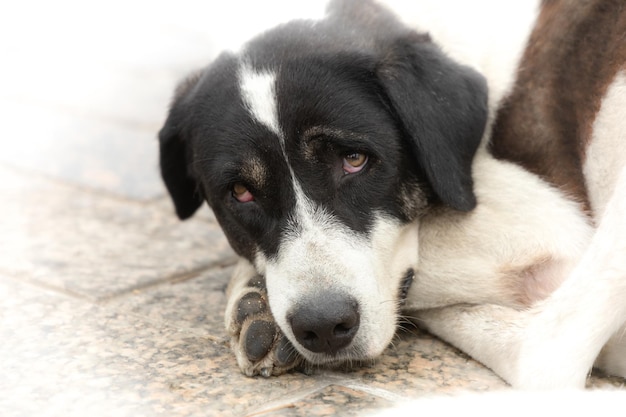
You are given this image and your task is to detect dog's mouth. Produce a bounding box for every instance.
[399,268,415,306]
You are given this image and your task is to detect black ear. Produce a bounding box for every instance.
[158,72,205,220]
[378,35,488,211]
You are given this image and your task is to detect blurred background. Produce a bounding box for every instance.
[0,0,327,199]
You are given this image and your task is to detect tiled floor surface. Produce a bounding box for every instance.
[1,1,624,416]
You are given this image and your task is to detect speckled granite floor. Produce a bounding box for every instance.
[1,2,624,417]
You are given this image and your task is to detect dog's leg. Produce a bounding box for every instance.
[595,324,626,379]
[224,258,303,377]
[418,167,626,389]
[509,165,626,388]
[415,303,527,386]
[416,301,618,389]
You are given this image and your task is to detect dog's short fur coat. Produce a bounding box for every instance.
[158,0,626,389]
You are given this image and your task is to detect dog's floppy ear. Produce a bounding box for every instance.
[378,34,488,211]
[158,72,205,220]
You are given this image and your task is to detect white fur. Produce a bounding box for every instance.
[407,150,593,311]
[224,258,261,374]
[239,64,283,140]
[584,71,626,217]
[511,164,626,388]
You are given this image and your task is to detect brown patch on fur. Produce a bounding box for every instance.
[241,156,268,190]
[490,0,626,215]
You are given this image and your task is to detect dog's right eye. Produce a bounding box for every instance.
[232,183,254,203]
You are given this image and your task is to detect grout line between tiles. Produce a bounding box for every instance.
[0,256,237,307]
[95,256,238,304]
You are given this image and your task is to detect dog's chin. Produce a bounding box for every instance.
[296,346,381,367]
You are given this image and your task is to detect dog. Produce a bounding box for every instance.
[158,0,626,389]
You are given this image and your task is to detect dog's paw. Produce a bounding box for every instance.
[226,274,303,377]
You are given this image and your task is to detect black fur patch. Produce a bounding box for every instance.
[158,0,487,262]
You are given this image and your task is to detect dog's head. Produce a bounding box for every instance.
[159,0,487,364]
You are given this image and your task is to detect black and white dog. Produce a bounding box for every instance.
[158,0,626,389]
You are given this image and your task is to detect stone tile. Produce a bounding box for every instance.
[0,277,333,417]
[324,327,508,397]
[0,166,235,301]
[105,265,233,342]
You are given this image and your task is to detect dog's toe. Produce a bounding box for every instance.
[226,275,303,377]
[235,292,267,326]
[243,319,276,361]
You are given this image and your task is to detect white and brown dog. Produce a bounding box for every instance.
[158,0,626,389]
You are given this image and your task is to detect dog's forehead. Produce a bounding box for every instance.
[238,64,282,139]
[234,55,388,147]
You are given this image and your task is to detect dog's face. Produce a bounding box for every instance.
[159,5,487,365]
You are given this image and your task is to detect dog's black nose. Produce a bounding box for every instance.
[289,293,360,355]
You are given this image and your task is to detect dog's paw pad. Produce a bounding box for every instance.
[243,319,277,362]
[236,292,267,326]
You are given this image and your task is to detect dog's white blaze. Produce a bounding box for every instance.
[239,64,283,141]
[259,178,416,362]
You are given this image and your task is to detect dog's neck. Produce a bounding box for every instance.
[406,149,593,311]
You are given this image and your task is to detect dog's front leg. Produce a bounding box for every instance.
[224,258,303,377]
[417,259,626,390]
[415,304,529,387]
[595,324,626,379]
[417,303,594,388]
[416,298,614,389]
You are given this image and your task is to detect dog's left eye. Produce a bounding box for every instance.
[342,152,368,174]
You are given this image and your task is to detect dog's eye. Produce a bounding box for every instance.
[342,152,368,174]
[232,183,254,203]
